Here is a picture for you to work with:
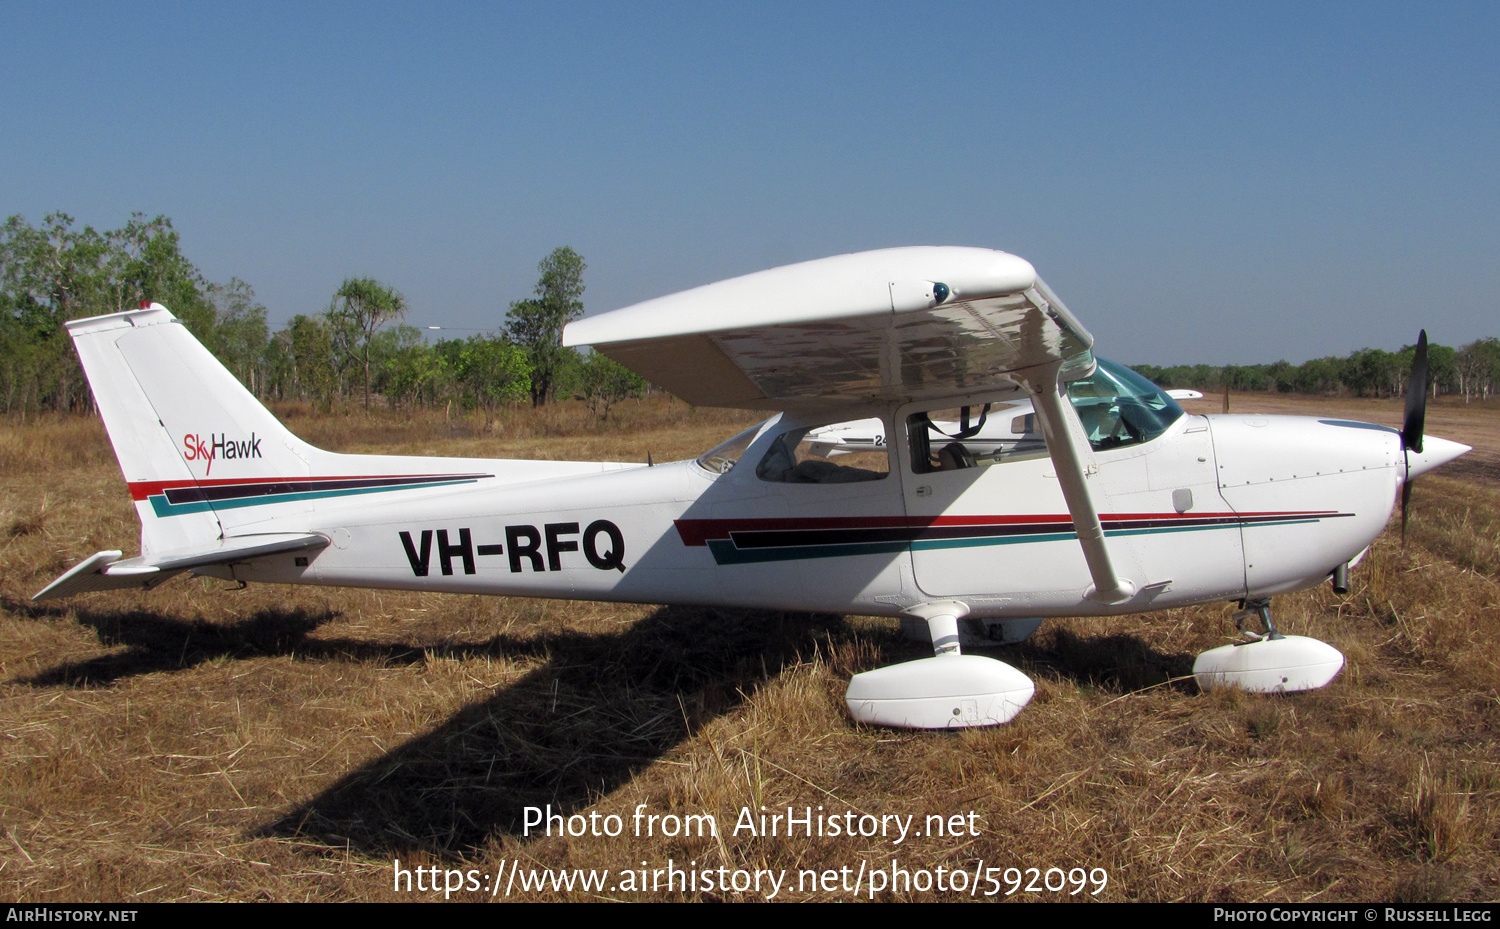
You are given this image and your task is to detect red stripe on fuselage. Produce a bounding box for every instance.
[672,511,1334,546]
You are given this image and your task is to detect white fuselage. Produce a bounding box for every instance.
[203,407,1421,621]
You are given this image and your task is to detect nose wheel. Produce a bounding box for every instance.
[1193,597,1344,693]
[1233,597,1284,641]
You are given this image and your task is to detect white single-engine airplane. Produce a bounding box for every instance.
[35,247,1469,728]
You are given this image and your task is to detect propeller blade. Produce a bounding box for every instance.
[1402,330,1428,454]
[1401,478,1412,546]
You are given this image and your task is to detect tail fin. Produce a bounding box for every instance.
[40,303,617,601]
[68,304,316,555]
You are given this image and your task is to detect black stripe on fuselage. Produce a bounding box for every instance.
[723,512,1337,551]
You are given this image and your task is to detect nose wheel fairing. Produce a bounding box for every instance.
[1193,635,1345,693]
[1193,599,1344,693]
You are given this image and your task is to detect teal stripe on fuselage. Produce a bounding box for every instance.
[910,531,1078,551]
[703,519,1277,565]
[147,478,480,518]
[707,538,910,564]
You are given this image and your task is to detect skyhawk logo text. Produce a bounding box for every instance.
[182,432,263,475]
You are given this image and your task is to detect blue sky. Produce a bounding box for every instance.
[3,2,1496,364]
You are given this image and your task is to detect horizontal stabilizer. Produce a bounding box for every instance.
[32,533,329,601]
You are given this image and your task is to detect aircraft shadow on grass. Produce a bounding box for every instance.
[10,601,341,685]
[257,604,850,855]
[8,599,1193,857]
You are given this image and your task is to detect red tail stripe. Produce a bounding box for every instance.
[126,473,478,502]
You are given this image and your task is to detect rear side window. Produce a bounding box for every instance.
[757,427,889,484]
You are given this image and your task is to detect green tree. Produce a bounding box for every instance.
[261,326,297,402]
[1457,338,1500,402]
[0,214,121,413]
[1423,341,1457,397]
[506,246,586,407]
[0,212,220,414]
[1295,356,1345,395]
[454,334,531,427]
[109,214,214,337]
[373,326,449,410]
[1348,348,1398,397]
[332,277,408,410]
[1266,360,1296,393]
[205,278,268,393]
[577,351,646,420]
[288,314,338,409]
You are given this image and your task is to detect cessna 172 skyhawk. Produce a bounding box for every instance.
[34,247,1469,728]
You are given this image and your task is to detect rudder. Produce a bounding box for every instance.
[68,305,315,555]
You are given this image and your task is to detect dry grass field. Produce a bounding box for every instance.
[1,392,1497,902]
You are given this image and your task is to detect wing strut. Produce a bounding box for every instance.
[1020,364,1137,604]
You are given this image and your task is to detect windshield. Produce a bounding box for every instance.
[1066,358,1184,451]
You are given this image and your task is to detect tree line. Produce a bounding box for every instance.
[0,213,645,421]
[1133,338,1500,403]
[3,212,1496,419]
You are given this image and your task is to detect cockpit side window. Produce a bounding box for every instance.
[904,359,1182,473]
[907,401,1045,474]
[756,425,889,484]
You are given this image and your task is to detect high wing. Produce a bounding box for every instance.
[567,246,1135,603]
[563,247,1094,411]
